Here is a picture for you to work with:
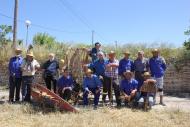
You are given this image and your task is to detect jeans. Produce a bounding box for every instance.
[135,71,144,91]
[44,75,57,93]
[83,88,100,106]
[22,76,34,102]
[103,76,121,106]
[9,76,22,101]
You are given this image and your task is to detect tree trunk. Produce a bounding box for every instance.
[13,0,18,49]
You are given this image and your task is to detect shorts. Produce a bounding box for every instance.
[138,96,154,103]
[152,77,164,89]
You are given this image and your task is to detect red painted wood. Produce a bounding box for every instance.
[31,83,79,113]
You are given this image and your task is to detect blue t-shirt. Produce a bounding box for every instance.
[120,79,138,95]
[88,59,108,76]
[57,75,73,89]
[118,58,134,75]
[83,74,102,89]
[149,56,167,78]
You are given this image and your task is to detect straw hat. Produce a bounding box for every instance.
[108,50,116,55]
[85,69,93,74]
[151,49,160,53]
[123,51,130,55]
[26,51,34,57]
[15,48,22,53]
[123,70,133,76]
[143,72,151,77]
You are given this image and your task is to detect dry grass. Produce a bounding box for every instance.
[0,103,189,127]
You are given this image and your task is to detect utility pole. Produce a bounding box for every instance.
[115,41,118,50]
[13,0,18,49]
[91,30,94,47]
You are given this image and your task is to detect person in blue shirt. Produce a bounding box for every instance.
[88,42,102,62]
[118,51,134,76]
[83,69,102,109]
[42,53,59,93]
[84,51,108,104]
[120,70,138,105]
[57,67,73,101]
[87,51,107,77]
[8,48,23,102]
[149,49,167,106]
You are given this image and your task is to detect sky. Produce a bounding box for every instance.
[0,0,190,47]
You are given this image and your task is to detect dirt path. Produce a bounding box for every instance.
[152,96,190,112]
[0,88,190,112]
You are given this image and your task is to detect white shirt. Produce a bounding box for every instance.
[21,59,40,76]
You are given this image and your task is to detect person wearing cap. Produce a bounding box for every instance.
[134,51,149,91]
[83,69,102,109]
[42,53,59,93]
[21,51,40,102]
[120,70,138,106]
[149,49,167,106]
[88,42,103,62]
[138,72,156,108]
[104,51,121,107]
[8,48,23,102]
[57,67,73,101]
[118,51,134,77]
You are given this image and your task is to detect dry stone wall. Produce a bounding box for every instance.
[0,61,190,94]
[164,61,190,93]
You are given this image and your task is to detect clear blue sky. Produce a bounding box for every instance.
[0,0,190,47]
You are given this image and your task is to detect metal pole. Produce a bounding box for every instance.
[115,41,118,50]
[92,30,94,47]
[26,25,29,47]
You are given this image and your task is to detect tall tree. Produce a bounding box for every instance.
[0,25,12,44]
[13,0,18,49]
[33,32,56,46]
[184,27,190,50]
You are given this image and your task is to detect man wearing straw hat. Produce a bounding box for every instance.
[8,48,23,102]
[104,51,121,107]
[42,53,59,93]
[84,51,107,98]
[21,51,40,102]
[120,70,138,106]
[83,69,102,109]
[149,49,167,106]
[118,51,134,77]
[138,72,156,108]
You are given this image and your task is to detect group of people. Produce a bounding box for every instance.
[8,42,167,110]
[82,42,167,109]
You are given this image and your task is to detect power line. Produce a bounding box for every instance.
[0,12,89,34]
[57,0,109,43]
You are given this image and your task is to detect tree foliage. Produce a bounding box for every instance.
[0,25,12,44]
[33,32,56,47]
[184,27,190,50]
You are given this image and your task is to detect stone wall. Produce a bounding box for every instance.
[0,62,44,86]
[0,61,190,94]
[164,61,190,93]
[0,62,9,85]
